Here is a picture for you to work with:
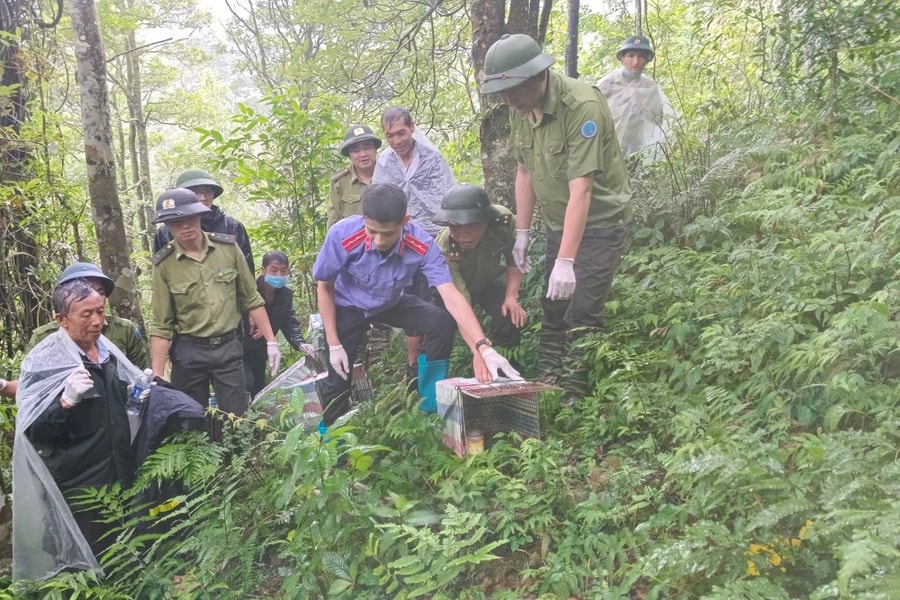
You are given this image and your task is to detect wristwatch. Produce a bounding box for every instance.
[475,338,492,352]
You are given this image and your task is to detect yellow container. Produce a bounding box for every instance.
[466,429,484,456]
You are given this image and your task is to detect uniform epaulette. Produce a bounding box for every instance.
[330,167,350,183]
[151,243,175,266]
[494,212,513,226]
[341,227,367,252]
[445,239,462,261]
[209,232,236,244]
[401,232,428,256]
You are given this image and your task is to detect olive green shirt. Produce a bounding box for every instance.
[509,70,632,231]
[149,233,265,340]
[435,207,515,302]
[27,315,149,369]
[328,165,368,228]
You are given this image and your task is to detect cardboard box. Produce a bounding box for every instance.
[436,378,555,457]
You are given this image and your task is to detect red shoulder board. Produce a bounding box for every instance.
[341,227,367,252]
[401,233,428,256]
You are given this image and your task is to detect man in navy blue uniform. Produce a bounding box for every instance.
[313,183,520,425]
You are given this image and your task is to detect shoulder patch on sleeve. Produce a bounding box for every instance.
[580,120,598,139]
[330,167,350,183]
[340,226,367,252]
[209,232,236,244]
[151,244,174,266]
[401,233,429,256]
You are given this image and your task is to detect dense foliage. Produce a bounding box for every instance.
[1,0,898,597]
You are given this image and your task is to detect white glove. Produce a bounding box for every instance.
[267,342,282,376]
[329,344,350,380]
[481,348,523,380]
[512,229,531,273]
[547,258,576,301]
[61,367,94,408]
[299,343,317,356]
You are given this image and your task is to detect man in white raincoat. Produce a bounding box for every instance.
[598,35,676,162]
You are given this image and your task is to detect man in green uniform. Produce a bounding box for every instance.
[149,188,281,416]
[481,34,632,405]
[27,262,149,369]
[433,184,527,347]
[328,124,381,228]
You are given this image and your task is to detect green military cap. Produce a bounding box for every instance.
[58,262,115,296]
[616,35,655,61]
[433,184,504,226]
[175,168,224,198]
[481,33,556,95]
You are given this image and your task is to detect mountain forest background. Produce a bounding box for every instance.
[0,0,898,598]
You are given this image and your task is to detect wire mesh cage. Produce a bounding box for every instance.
[436,378,555,457]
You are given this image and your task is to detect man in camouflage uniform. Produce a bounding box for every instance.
[481,34,632,405]
[153,168,254,273]
[27,262,148,369]
[328,124,381,228]
[433,185,527,348]
[148,188,280,416]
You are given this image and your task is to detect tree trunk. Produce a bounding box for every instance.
[123,7,154,255]
[472,0,553,210]
[67,0,143,327]
[565,0,580,78]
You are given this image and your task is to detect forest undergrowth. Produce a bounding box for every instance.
[4,105,900,600]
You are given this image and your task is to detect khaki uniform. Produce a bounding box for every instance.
[149,232,264,340]
[509,70,632,396]
[509,70,632,230]
[150,232,265,415]
[328,166,368,228]
[435,208,514,303]
[435,208,521,347]
[27,315,149,370]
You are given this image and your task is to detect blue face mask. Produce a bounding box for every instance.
[264,274,289,289]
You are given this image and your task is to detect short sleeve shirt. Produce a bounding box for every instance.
[312,216,453,317]
[509,70,632,231]
[435,207,515,302]
[149,234,265,339]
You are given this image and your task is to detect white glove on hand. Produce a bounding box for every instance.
[512,229,531,274]
[61,367,93,408]
[299,343,317,356]
[329,344,350,380]
[267,342,282,376]
[481,348,523,380]
[547,258,576,301]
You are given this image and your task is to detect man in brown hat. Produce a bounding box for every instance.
[328,124,382,228]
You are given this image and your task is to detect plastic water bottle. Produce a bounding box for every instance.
[208,391,221,441]
[127,368,153,416]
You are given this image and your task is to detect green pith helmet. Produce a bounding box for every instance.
[433,184,504,226]
[58,262,115,296]
[339,124,382,156]
[480,33,556,94]
[175,168,224,198]
[152,188,212,224]
[616,35,655,62]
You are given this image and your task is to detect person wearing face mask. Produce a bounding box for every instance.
[597,35,675,162]
[243,251,317,397]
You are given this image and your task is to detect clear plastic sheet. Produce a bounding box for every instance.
[597,67,677,162]
[372,130,456,236]
[13,330,140,582]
